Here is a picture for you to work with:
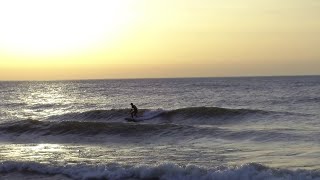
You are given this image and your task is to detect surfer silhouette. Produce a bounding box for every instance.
[130,103,138,119]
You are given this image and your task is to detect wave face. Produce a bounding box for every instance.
[0,119,310,144]
[0,119,187,137]
[1,161,320,180]
[0,107,303,143]
[48,106,271,123]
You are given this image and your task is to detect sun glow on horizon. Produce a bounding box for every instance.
[0,0,319,80]
[0,0,138,56]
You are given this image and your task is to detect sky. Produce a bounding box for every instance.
[0,0,319,80]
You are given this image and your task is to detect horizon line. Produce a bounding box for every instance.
[0,74,319,82]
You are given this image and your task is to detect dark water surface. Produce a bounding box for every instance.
[0,76,319,179]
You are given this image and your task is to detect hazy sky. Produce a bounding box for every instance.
[0,0,319,80]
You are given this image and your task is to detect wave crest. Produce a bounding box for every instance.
[0,161,319,180]
[0,119,184,136]
[47,106,269,122]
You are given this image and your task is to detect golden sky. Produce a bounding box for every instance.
[0,0,319,80]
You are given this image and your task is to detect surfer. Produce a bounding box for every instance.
[130,103,138,119]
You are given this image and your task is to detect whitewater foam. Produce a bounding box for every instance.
[1,161,320,180]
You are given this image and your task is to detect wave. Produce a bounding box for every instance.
[164,107,270,122]
[0,102,27,108]
[0,119,188,136]
[0,161,319,180]
[0,119,311,143]
[47,106,271,123]
[48,109,133,121]
[29,103,64,110]
[295,96,320,104]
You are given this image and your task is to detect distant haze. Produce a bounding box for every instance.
[0,0,319,80]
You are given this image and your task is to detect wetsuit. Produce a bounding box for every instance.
[131,104,138,118]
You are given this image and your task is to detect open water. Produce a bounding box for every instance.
[0,76,319,179]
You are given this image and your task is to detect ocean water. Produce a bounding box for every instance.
[0,76,319,180]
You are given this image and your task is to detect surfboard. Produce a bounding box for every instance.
[124,117,140,122]
[124,110,163,122]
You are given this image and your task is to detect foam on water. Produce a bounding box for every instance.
[1,161,320,180]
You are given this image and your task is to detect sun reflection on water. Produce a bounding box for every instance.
[21,83,74,119]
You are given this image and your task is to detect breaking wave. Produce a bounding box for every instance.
[0,107,307,143]
[47,106,271,122]
[0,119,187,136]
[0,161,319,180]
